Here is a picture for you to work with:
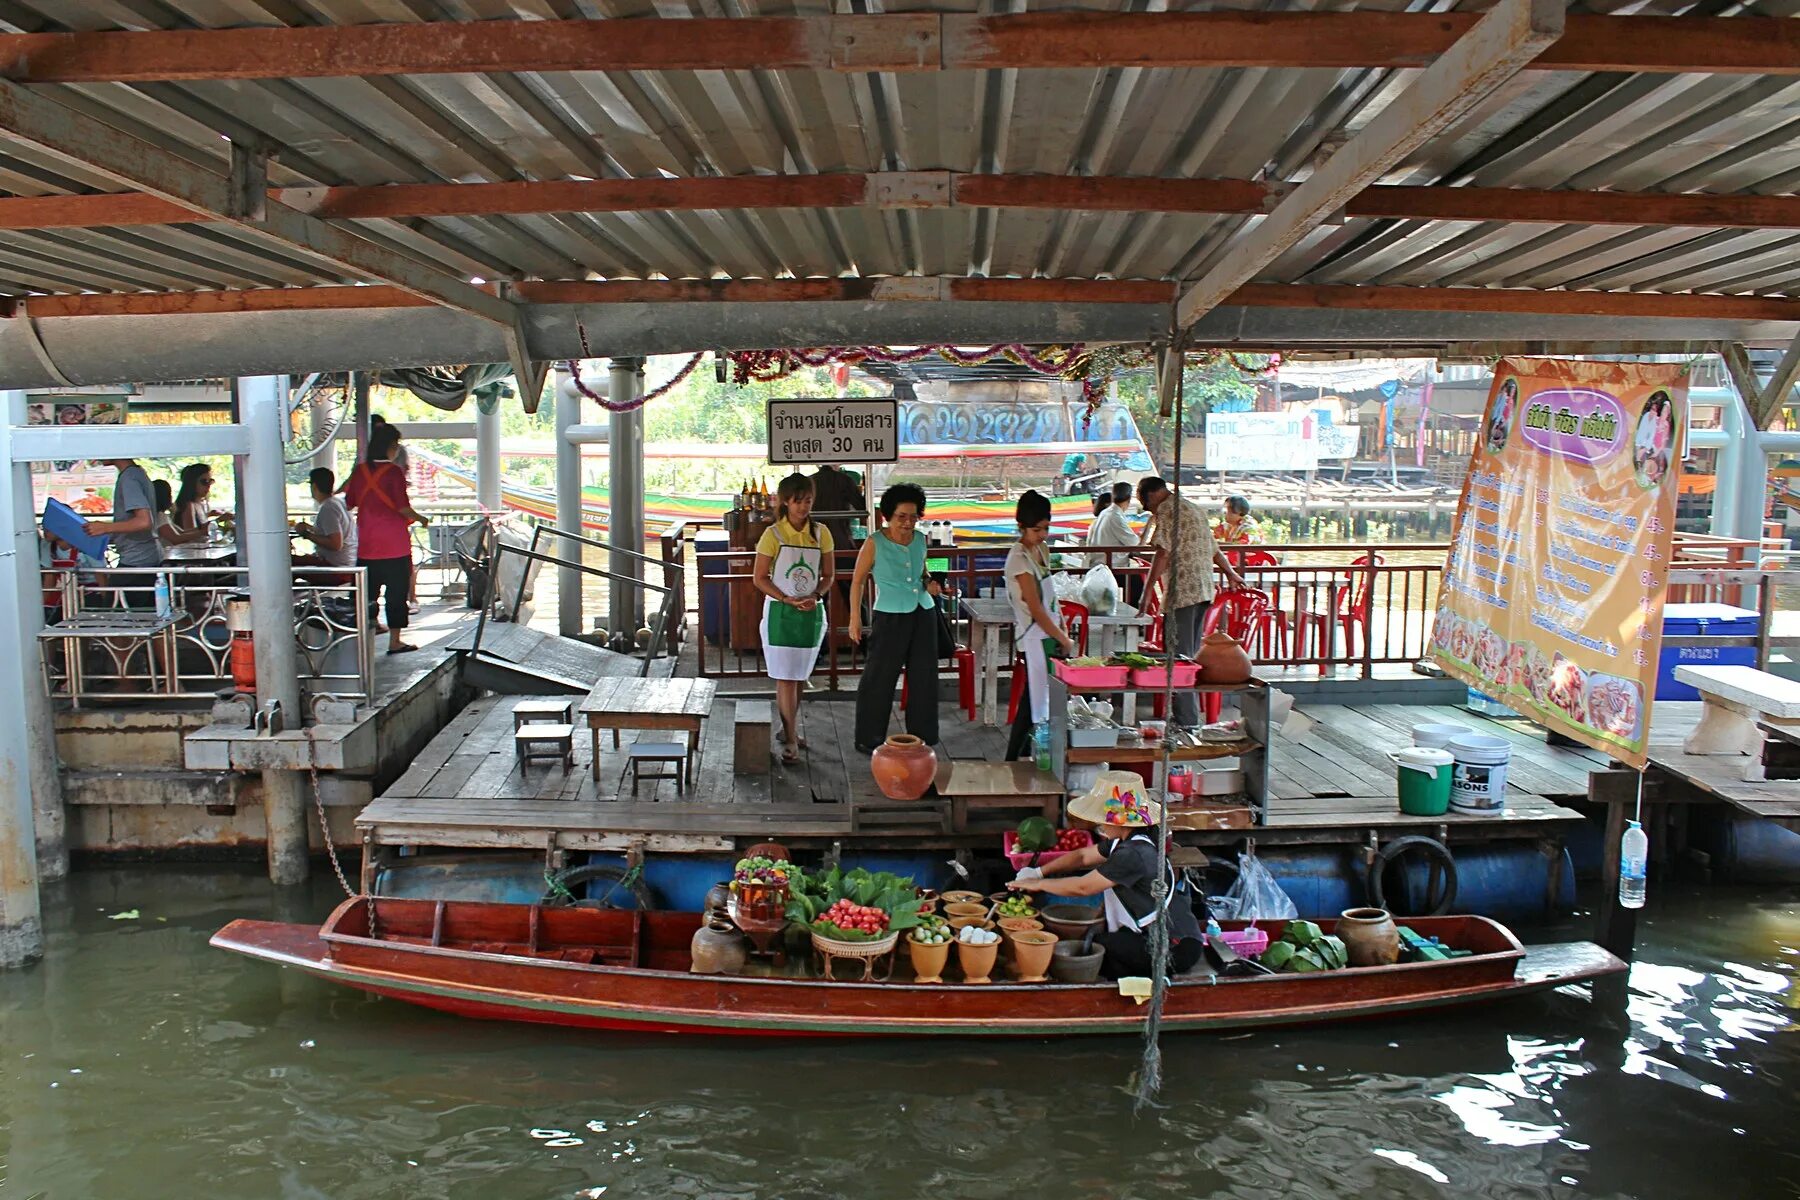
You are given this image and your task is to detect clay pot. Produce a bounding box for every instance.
[908,934,951,983]
[940,890,983,906]
[1197,630,1254,685]
[997,916,1044,938]
[1050,940,1105,983]
[870,734,938,801]
[947,913,993,932]
[956,937,1000,984]
[1038,904,1105,941]
[702,880,733,917]
[689,917,749,975]
[943,902,988,920]
[1338,907,1401,967]
[1009,930,1059,982]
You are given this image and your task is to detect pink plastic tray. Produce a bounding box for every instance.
[1003,828,1095,871]
[1128,662,1200,688]
[1052,660,1129,689]
[1211,927,1269,958]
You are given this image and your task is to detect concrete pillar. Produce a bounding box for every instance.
[352,372,371,466]
[0,389,43,965]
[240,376,309,885]
[609,357,645,642]
[555,369,584,639]
[475,397,502,513]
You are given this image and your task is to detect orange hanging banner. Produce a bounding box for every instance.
[1432,357,1688,768]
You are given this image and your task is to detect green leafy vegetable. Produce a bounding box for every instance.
[1015,816,1056,852]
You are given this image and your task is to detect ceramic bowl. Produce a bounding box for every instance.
[1049,940,1105,984]
[1038,904,1105,941]
[940,890,984,906]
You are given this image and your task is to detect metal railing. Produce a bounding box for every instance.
[39,564,372,714]
[471,524,680,677]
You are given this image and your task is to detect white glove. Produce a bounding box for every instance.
[1014,866,1044,882]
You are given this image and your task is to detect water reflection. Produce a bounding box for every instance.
[0,871,1793,1199]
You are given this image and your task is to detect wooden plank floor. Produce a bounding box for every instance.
[359,693,1592,849]
[1647,701,1800,822]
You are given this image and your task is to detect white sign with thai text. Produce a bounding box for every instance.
[1205,412,1318,472]
[767,398,899,465]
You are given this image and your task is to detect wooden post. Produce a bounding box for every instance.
[1590,767,1640,1009]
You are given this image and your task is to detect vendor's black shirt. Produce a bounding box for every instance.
[1098,835,1203,941]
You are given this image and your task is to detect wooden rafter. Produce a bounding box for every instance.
[0,13,1791,81]
[1176,0,1565,330]
[3,175,1800,233]
[17,279,1800,324]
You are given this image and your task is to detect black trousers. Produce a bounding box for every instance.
[1094,929,1204,980]
[854,607,940,751]
[360,555,411,631]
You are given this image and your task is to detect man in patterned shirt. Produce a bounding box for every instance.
[1138,476,1245,728]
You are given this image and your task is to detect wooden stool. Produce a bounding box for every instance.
[734,699,773,775]
[514,722,574,771]
[514,698,575,730]
[626,741,688,795]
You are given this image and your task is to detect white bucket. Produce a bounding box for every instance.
[1447,733,1511,816]
[1411,722,1471,750]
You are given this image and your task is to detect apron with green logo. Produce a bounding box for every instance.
[761,535,825,681]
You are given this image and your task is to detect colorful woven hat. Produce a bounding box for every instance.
[1067,770,1162,828]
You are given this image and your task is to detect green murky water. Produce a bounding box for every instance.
[2,868,1796,1199]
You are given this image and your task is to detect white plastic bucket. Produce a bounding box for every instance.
[1411,722,1471,750]
[1447,733,1511,816]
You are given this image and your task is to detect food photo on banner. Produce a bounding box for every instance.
[1430,357,1689,769]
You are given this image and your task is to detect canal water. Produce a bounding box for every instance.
[2,869,1795,1199]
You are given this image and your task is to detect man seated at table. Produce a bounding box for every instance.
[1084,481,1144,607]
[293,467,356,582]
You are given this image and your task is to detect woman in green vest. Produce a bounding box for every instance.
[753,473,835,764]
[848,483,942,753]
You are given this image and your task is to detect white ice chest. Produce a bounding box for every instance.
[1673,664,1800,781]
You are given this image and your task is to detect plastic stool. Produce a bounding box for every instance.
[1005,653,1028,724]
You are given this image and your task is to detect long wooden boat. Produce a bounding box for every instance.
[211,897,1625,1038]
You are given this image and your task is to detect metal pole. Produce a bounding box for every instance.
[240,375,309,885]
[475,396,502,513]
[555,367,584,638]
[352,372,371,466]
[609,356,646,643]
[2,391,65,881]
[309,381,336,475]
[0,389,44,964]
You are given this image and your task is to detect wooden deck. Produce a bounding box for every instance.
[356,694,1591,854]
[1645,701,1800,828]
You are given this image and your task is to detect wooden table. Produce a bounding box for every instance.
[577,676,718,786]
[960,596,1016,727]
[932,759,1064,832]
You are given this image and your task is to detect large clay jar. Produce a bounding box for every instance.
[1008,930,1059,982]
[908,935,951,984]
[702,880,733,918]
[689,917,749,975]
[870,734,938,801]
[956,937,1000,985]
[1197,630,1254,684]
[1338,907,1401,967]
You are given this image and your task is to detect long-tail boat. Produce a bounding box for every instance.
[211,897,1624,1038]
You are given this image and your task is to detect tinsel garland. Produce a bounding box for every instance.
[566,321,706,410]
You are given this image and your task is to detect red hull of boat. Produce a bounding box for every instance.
[210,898,1624,1039]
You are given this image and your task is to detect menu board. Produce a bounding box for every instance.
[1432,357,1687,767]
[28,396,128,514]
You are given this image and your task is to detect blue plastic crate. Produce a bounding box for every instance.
[1658,603,1759,700]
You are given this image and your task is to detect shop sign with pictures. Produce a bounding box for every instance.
[1432,357,1687,768]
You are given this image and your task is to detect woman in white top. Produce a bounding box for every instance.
[1005,489,1077,762]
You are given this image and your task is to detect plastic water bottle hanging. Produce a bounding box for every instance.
[1618,771,1648,909]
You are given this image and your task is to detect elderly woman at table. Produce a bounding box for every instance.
[848,483,943,754]
[1005,489,1076,762]
[754,472,835,764]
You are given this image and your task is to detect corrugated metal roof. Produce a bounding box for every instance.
[0,1,1792,315]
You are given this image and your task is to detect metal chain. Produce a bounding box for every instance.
[305,731,377,936]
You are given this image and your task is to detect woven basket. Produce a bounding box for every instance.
[811,929,900,981]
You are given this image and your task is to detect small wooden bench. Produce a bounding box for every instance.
[1674,664,1800,781]
[626,741,688,796]
[513,698,575,730]
[514,722,575,772]
[734,700,773,775]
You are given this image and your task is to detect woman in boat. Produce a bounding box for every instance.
[754,472,836,764]
[1005,489,1076,762]
[848,482,943,754]
[1007,771,1203,979]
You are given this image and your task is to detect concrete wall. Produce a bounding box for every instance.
[57,655,470,860]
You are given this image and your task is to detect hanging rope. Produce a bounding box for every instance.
[1135,331,1190,1113]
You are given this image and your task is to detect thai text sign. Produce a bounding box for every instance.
[767,398,899,465]
[1205,411,1316,472]
[1432,358,1686,767]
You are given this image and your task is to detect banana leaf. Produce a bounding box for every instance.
[1261,940,1294,971]
[1285,920,1322,949]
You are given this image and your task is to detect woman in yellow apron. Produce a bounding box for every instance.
[754,473,835,764]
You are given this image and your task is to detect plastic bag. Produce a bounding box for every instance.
[1081,564,1120,615]
[1220,851,1297,921]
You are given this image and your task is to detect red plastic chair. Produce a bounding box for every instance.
[1058,600,1091,657]
[1137,583,1166,654]
[1294,553,1384,675]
